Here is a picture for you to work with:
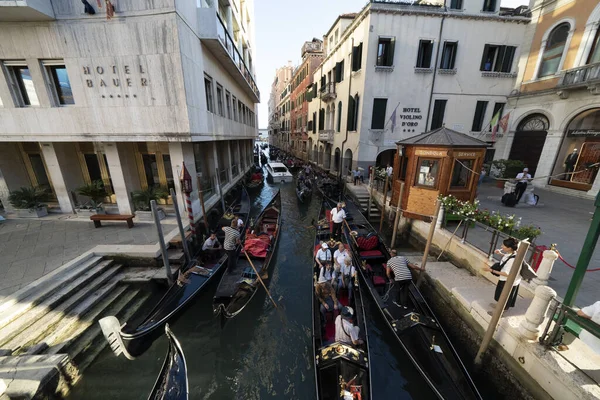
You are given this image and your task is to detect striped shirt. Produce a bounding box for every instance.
[223,227,240,250]
[387,256,412,281]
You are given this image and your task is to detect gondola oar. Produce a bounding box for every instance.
[243,249,278,309]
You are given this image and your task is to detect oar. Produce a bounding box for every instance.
[243,250,278,309]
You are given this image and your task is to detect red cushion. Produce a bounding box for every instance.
[360,250,383,258]
[372,276,386,286]
[364,264,373,272]
[356,236,378,251]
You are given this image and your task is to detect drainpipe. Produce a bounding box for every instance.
[425,10,446,131]
[340,37,354,179]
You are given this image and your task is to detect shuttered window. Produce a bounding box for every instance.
[416,40,433,68]
[471,101,488,131]
[371,99,387,130]
[376,37,395,67]
[352,42,363,71]
[431,100,447,130]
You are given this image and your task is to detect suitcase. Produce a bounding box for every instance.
[501,192,518,207]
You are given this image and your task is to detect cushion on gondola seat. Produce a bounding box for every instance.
[359,250,383,258]
[372,276,386,286]
[356,235,378,251]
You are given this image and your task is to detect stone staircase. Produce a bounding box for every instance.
[0,255,151,398]
[349,185,381,222]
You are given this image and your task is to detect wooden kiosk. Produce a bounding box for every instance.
[390,126,487,220]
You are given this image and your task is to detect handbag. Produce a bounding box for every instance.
[490,255,515,275]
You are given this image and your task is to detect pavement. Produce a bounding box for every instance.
[0,214,177,297]
[476,181,599,307]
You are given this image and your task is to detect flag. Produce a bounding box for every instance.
[499,111,510,133]
[490,109,501,142]
[106,0,115,19]
[391,109,397,133]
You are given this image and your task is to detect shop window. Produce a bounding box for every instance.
[440,42,458,70]
[142,154,160,188]
[28,153,51,191]
[416,40,433,68]
[539,23,570,78]
[84,154,103,182]
[431,99,447,130]
[5,64,40,107]
[451,159,474,188]
[45,64,74,105]
[376,37,395,67]
[416,158,440,188]
[204,75,214,113]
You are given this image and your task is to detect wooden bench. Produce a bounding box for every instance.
[90,214,135,229]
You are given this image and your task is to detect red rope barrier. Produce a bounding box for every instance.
[558,254,600,272]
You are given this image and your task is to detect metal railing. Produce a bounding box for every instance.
[231,164,239,177]
[318,130,334,142]
[559,62,600,87]
[540,298,600,351]
[320,82,336,101]
[219,168,229,186]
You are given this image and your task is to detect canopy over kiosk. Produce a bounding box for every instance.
[390,126,488,220]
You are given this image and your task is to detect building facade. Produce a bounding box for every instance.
[306,0,529,175]
[0,0,259,222]
[267,62,293,146]
[492,0,600,198]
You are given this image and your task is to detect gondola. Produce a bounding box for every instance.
[315,174,344,202]
[312,199,372,400]
[99,187,251,359]
[247,170,264,190]
[296,176,313,203]
[341,197,482,400]
[213,190,282,319]
[147,324,188,400]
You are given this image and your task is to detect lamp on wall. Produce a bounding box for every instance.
[397,144,404,157]
[180,162,193,194]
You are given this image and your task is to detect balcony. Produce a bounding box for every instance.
[319,130,334,143]
[197,8,260,102]
[557,63,600,98]
[320,83,337,102]
[0,0,55,21]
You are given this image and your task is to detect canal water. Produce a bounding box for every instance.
[68,178,439,399]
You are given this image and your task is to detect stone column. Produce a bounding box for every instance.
[104,143,133,215]
[519,285,557,340]
[168,142,200,219]
[436,204,444,229]
[39,143,74,213]
[532,249,559,288]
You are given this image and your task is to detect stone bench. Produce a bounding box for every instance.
[90,214,135,229]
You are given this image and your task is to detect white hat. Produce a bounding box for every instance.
[523,168,529,172]
[321,243,328,249]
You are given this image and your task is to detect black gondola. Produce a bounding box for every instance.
[99,188,251,359]
[315,174,344,202]
[341,197,482,400]
[296,176,313,203]
[247,170,264,190]
[147,324,188,400]
[312,199,372,400]
[213,190,282,318]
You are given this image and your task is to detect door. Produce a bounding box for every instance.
[508,131,547,176]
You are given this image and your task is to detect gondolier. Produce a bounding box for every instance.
[222,219,241,272]
[331,203,346,239]
[385,250,422,306]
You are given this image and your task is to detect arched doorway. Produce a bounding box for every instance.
[508,114,549,176]
[333,148,341,172]
[324,144,332,170]
[376,149,396,169]
[342,149,353,175]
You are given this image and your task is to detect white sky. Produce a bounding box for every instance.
[254,0,529,128]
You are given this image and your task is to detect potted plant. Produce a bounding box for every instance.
[8,187,49,218]
[132,187,169,221]
[75,180,108,217]
[491,159,526,188]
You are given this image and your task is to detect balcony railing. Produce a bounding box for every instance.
[320,83,337,102]
[319,130,334,142]
[559,62,600,88]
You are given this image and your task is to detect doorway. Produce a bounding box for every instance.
[508,114,549,176]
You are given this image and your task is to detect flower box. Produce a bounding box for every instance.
[16,207,48,218]
[444,213,475,228]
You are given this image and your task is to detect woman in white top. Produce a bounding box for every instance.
[481,238,520,310]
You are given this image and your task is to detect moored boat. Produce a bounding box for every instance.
[247,170,264,190]
[296,175,313,203]
[341,197,482,400]
[213,190,282,318]
[99,187,251,359]
[147,324,188,400]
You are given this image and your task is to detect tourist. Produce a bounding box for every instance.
[222,219,241,272]
[335,306,364,346]
[385,249,422,306]
[358,168,364,184]
[331,203,346,239]
[514,168,532,204]
[315,276,339,320]
[236,215,245,232]
[386,163,393,192]
[352,168,360,186]
[481,238,520,311]
[202,232,221,251]
[337,257,356,301]
[319,261,337,289]
[334,242,350,270]
[315,242,332,268]
[576,301,600,354]
[478,166,487,186]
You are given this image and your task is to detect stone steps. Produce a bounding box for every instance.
[167,248,185,264]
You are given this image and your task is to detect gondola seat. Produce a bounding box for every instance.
[359,249,383,258]
[356,235,378,251]
[372,276,386,286]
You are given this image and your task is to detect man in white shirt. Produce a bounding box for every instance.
[514,168,532,204]
[577,301,600,354]
[315,242,332,268]
[331,203,346,239]
[236,215,244,232]
[337,257,356,301]
[335,307,363,346]
[333,242,349,269]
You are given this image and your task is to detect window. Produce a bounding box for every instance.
[238,100,244,123]
[225,91,232,119]
[450,0,462,10]
[308,120,313,132]
[416,40,433,68]
[319,108,325,130]
[416,158,440,188]
[335,60,344,82]
[204,76,214,113]
[347,94,360,131]
[440,42,458,70]
[320,75,326,91]
[587,28,600,64]
[539,23,570,77]
[337,101,342,132]
[471,101,488,131]
[482,0,496,12]
[45,64,74,105]
[232,96,238,121]
[490,102,505,131]
[352,42,363,71]
[313,112,317,133]
[450,159,473,188]
[5,64,40,107]
[431,99,447,130]
[376,37,395,67]
[480,45,516,72]
[216,84,224,116]
[371,99,387,130]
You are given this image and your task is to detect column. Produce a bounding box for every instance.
[39,142,74,213]
[532,249,558,288]
[519,285,557,340]
[104,143,133,215]
[226,141,233,182]
[168,142,200,219]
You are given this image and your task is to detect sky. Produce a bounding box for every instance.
[253,0,528,129]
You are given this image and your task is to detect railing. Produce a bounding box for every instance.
[559,62,600,88]
[320,83,337,101]
[219,168,229,186]
[215,14,260,99]
[540,298,600,351]
[231,164,239,177]
[198,176,215,200]
[319,130,334,142]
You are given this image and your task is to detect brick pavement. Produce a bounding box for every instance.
[0,215,176,297]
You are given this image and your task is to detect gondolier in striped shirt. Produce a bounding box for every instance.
[385,249,423,306]
[222,219,241,272]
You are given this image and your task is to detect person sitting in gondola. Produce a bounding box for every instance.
[337,257,356,301]
[385,249,423,306]
[315,242,332,269]
[319,261,337,290]
[236,215,245,232]
[335,306,363,346]
[202,232,222,260]
[333,242,350,271]
[315,275,339,321]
